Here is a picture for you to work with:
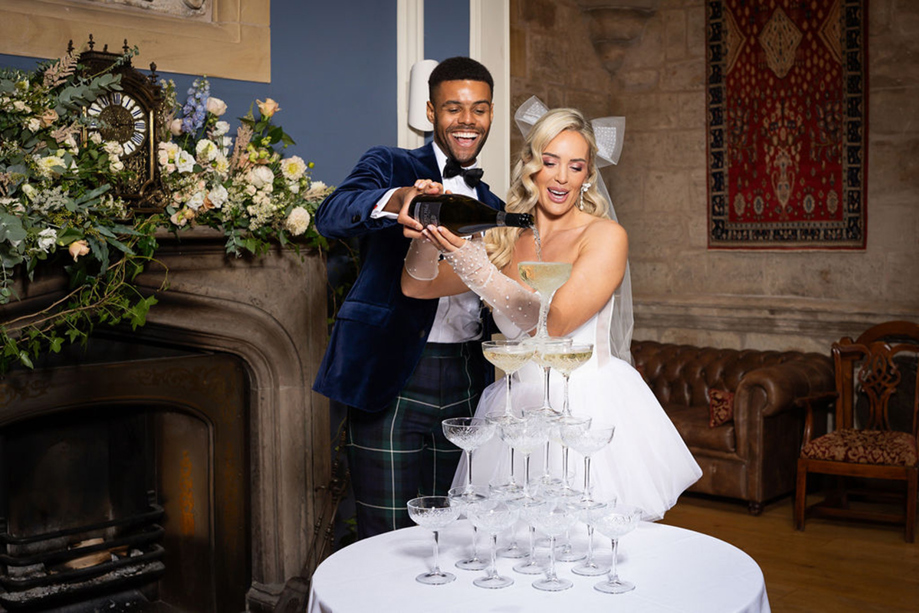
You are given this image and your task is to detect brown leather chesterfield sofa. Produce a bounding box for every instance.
[631,340,835,514]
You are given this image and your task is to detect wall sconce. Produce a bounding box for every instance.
[408,59,438,132]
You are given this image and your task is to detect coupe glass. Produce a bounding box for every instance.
[517,261,572,341]
[562,423,616,504]
[406,496,459,585]
[537,342,594,416]
[495,412,550,500]
[512,493,548,575]
[442,417,495,496]
[481,340,536,415]
[530,498,579,591]
[482,340,536,494]
[465,499,521,589]
[529,337,573,489]
[572,499,613,576]
[593,503,642,594]
[448,485,490,571]
[548,414,591,494]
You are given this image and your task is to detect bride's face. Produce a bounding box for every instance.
[533,130,590,217]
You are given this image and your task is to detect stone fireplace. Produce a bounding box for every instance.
[0,230,330,611]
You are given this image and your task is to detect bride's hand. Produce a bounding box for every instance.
[422,224,467,253]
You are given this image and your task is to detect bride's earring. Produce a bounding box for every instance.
[579,182,591,210]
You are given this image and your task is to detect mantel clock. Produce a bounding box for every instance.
[78,37,167,212]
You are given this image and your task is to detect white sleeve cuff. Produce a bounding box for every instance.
[371,188,400,219]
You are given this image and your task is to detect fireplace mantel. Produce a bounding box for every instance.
[0,229,331,610]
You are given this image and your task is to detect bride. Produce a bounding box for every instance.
[399,101,701,520]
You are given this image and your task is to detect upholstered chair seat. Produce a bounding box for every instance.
[801,429,918,466]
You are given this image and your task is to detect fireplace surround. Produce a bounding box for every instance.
[0,229,330,611]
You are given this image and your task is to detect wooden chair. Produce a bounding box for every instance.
[794,321,919,542]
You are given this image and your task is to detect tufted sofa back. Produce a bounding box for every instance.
[631,341,814,408]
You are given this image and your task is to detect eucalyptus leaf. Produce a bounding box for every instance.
[0,212,27,244]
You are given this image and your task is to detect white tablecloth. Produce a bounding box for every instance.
[308,520,771,613]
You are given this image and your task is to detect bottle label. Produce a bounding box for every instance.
[413,201,442,227]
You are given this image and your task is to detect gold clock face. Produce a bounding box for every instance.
[87,92,148,155]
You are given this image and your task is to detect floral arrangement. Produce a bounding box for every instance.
[159,76,333,256]
[0,48,333,372]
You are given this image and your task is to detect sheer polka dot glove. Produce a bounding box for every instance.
[404,238,441,281]
[443,239,539,333]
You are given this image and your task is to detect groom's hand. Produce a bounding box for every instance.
[394,180,447,238]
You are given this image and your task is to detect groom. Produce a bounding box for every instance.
[313,57,503,539]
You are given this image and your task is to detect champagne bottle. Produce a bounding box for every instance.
[409,194,534,236]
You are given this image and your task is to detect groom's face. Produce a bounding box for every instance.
[427,79,493,166]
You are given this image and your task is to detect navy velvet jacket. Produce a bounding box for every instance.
[312,143,504,411]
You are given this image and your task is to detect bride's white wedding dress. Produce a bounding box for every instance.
[453,297,702,520]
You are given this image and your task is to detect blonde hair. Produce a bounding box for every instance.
[486,107,609,270]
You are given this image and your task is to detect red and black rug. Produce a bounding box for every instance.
[706,0,867,249]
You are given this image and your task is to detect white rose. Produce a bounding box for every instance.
[21,184,37,200]
[246,165,275,189]
[170,118,184,136]
[284,206,311,236]
[213,121,230,137]
[196,139,218,162]
[110,160,125,172]
[280,155,307,181]
[27,117,41,132]
[186,191,206,211]
[206,96,227,116]
[245,184,257,196]
[103,141,123,156]
[176,150,196,173]
[37,227,57,252]
[207,184,229,208]
[287,181,300,194]
[89,132,103,145]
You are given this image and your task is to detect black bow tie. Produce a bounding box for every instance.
[443,158,484,188]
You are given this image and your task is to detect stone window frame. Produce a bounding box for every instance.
[0,0,270,83]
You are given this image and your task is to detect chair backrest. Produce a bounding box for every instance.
[832,321,919,437]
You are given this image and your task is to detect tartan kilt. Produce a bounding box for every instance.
[347,341,488,539]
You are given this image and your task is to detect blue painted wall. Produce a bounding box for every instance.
[425,0,469,61]
[0,1,472,186]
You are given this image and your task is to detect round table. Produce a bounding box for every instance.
[307,520,771,613]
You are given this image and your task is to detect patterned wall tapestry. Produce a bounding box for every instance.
[707,0,867,249]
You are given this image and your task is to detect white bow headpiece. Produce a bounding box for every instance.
[514,96,625,168]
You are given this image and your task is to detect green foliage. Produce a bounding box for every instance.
[0,50,333,373]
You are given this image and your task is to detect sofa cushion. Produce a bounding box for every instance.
[664,404,736,453]
[708,389,735,428]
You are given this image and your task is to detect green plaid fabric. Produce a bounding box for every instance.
[347,341,487,539]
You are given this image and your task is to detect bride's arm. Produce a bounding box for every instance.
[404,227,540,333]
[545,220,628,338]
